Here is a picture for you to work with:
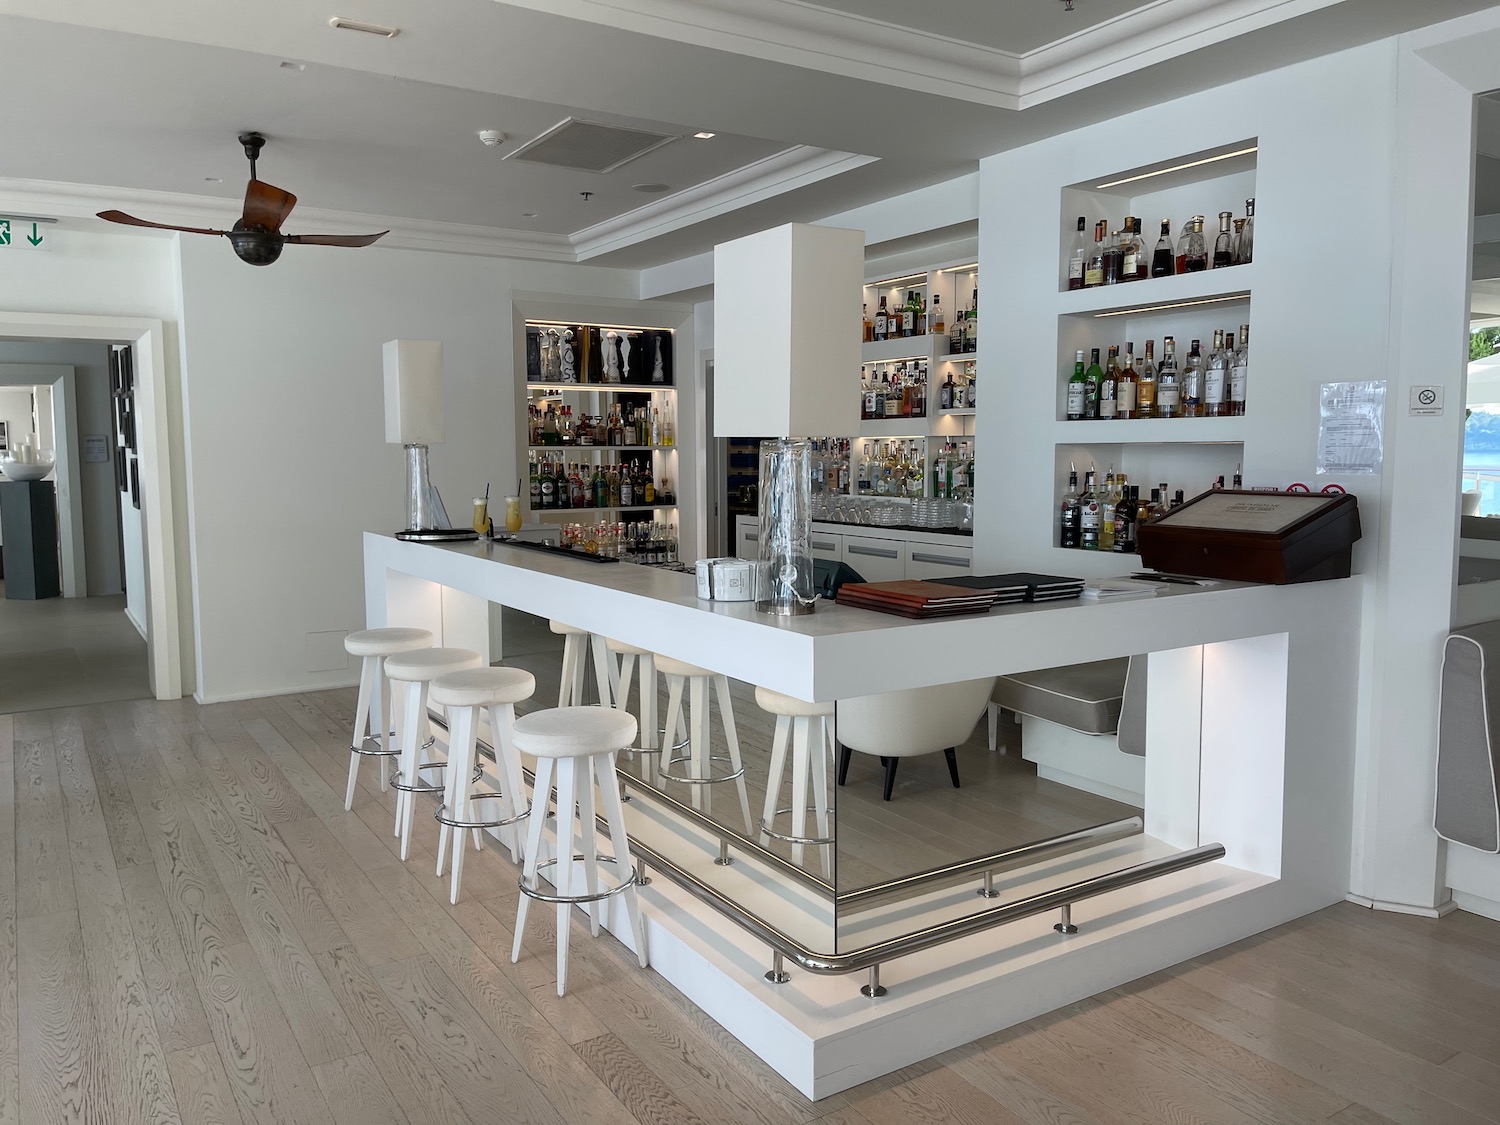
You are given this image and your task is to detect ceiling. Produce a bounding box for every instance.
[0,0,1492,270]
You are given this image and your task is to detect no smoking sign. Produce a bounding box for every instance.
[1409,385,1444,416]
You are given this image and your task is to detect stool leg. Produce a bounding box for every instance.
[640,656,658,784]
[558,634,579,708]
[617,654,635,718]
[490,703,525,865]
[987,701,999,754]
[346,655,375,811]
[437,704,475,879]
[715,675,754,836]
[810,716,832,879]
[389,683,405,832]
[552,756,579,996]
[663,675,685,790]
[591,634,615,708]
[688,675,709,814]
[376,660,392,791]
[512,757,554,965]
[790,716,810,868]
[576,767,602,937]
[595,754,648,969]
[399,681,430,861]
[761,715,790,848]
[395,681,423,844]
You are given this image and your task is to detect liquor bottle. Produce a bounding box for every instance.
[903,290,917,338]
[1173,489,1185,509]
[651,407,663,445]
[1099,346,1120,420]
[555,460,571,509]
[1066,350,1087,421]
[620,462,635,505]
[570,463,587,508]
[1156,336,1181,419]
[1084,348,1104,420]
[528,453,542,510]
[1141,487,1160,525]
[874,374,887,419]
[1120,217,1142,283]
[1060,468,1081,548]
[964,361,977,407]
[949,300,965,354]
[930,294,945,338]
[1118,342,1138,420]
[875,296,889,341]
[1184,216,1208,272]
[644,470,655,504]
[1230,323,1249,416]
[1136,339,1157,419]
[966,289,978,353]
[1212,211,1234,269]
[541,404,560,446]
[864,370,879,420]
[1130,218,1150,281]
[593,464,608,508]
[1151,219,1174,277]
[1182,339,1204,418]
[1204,329,1228,417]
[1100,468,1118,551]
[1102,227,1125,285]
[1080,469,1101,551]
[608,464,622,508]
[932,443,949,500]
[1113,485,1137,552]
[1237,198,1255,264]
[1084,221,1106,288]
[1067,216,1088,290]
[1232,219,1246,266]
[863,302,873,343]
[539,458,556,509]
[1232,464,1243,489]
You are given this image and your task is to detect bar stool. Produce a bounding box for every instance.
[550,620,615,708]
[429,666,536,904]
[510,706,649,996]
[655,655,754,835]
[755,686,835,878]
[385,646,482,860]
[342,627,433,810]
[604,638,660,778]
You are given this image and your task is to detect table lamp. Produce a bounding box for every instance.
[385,339,473,541]
[714,223,863,614]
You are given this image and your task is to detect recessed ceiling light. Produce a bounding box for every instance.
[204,177,222,183]
[327,16,400,37]
[693,131,716,140]
[633,183,671,194]
[521,212,537,218]
[1094,146,1258,190]
[278,61,305,71]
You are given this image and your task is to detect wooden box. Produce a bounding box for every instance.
[1136,489,1361,584]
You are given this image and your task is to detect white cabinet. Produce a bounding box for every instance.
[735,522,759,561]
[810,530,843,563]
[841,535,908,583]
[905,544,974,581]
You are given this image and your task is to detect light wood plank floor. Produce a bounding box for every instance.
[3,695,1498,1125]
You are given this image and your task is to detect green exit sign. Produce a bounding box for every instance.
[0,219,52,251]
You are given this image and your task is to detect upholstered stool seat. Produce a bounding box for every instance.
[342,627,433,810]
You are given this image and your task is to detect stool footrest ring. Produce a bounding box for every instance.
[434,794,531,831]
[657,753,746,786]
[390,761,482,795]
[353,733,401,758]
[759,808,834,847]
[519,854,638,905]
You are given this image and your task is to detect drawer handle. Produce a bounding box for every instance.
[911,552,968,566]
[744,532,759,543]
[812,539,837,551]
[848,544,898,559]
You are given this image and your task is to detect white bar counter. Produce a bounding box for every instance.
[362,531,1366,1097]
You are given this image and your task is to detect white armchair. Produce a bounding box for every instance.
[835,678,996,801]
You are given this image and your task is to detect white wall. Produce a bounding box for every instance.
[174,236,641,701]
[0,340,124,595]
[0,388,33,450]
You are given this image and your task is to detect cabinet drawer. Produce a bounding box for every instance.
[811,532,842,562]
[905,545,973,580]
[735,526,758,560]
[841,535,908,583]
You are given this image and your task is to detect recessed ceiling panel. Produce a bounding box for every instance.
[804,0,1157,54]
[506,117,678,173]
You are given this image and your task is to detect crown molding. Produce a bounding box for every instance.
[570,145,878,261]
[0,178,577,262]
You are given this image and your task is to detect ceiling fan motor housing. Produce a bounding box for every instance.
[228,224,284,266]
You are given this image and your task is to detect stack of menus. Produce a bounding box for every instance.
[836,580,1001,619]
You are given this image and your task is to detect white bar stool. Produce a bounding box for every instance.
[429,666,536,904]
[755,686,835,878]
[604,637,660,778]
[510,706,649,996]
[384,646,482,860]
[342,627,433,810]
[655,655,754,835]
[550,620,615,708]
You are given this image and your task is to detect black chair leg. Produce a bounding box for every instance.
[837,743,851,786]
[943,746,961,789]
[882,757,899,801]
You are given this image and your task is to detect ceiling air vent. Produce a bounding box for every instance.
[505,117,678,174]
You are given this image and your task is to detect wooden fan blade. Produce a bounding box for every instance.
[97,210,227,237]
[282,231,389,247]
[242,179,297,231]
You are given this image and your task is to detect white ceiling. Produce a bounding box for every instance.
[0,0,1492,269]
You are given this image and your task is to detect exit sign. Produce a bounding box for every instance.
[0,219,52,251]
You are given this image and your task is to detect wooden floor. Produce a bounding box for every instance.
[3,694,1498,1125]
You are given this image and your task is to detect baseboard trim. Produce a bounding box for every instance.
[1344,892,1457,918]
[1451,889,1500,922]
[123,605,147,641]
[194,675,361,705]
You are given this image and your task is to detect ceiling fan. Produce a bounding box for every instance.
[97,132,388,266]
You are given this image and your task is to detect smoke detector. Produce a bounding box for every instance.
[478,130,506,148]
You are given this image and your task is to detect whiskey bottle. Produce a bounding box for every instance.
[1136,339,1157,419]
[1237,199,1255,264]
[1066,350,1087,421]
[1230,323,1249,416]
[1068,216,1088,290]
[1178,216,1208,273]
[1182,339,1204,418]
[930,294,945,338]
[1084,348,1104,420]
[1114,485,1137,553]
[1118,342,1138,420]
[875,296,889,341]
[1151,219,1174,278]
[1080,469,1101,551]
[903,290,918,338]
[1060,468,1081,548]
[1084,221,1106,288]
[1204,329,1228,417]
[1102,227,1125,286]
[1120,217,1140,283]
[1212,211,1234,269]
[863,303,874,343]
[1156,336,1181,419]
[1099,345,1120,420]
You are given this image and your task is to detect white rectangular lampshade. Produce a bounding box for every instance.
[713,223,862,438]
[383,339,444,445]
